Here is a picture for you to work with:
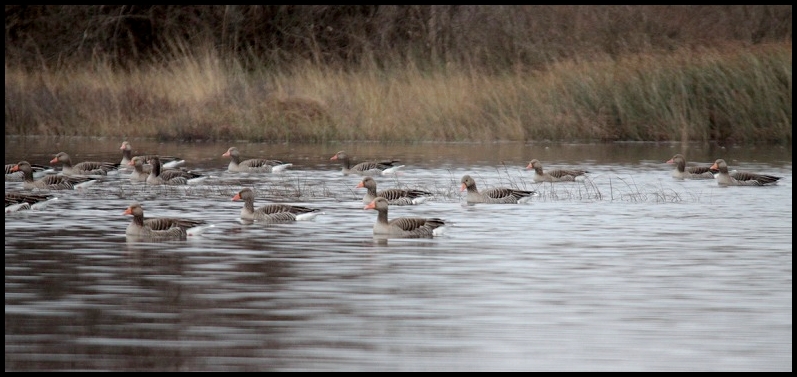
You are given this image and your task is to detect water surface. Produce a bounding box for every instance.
[5,137,792,371]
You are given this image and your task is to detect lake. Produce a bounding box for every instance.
[5,136,793,371]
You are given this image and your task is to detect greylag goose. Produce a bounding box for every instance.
[50,152,120,176]
[119,141,185,169]
[127,156,152,182]
[222,147,293,173]
[5,192,57,213]
[709,159,781,186]
[6,163,55,181]
[124,203,213,240]
[665,154,716,180]
[232,187,323,223]
[364,197,447,238]
[356,176,432,205]
[146,156,208,185]
[460,174,537,204]
[330,151,404,176]
[11,161,98,190]
[525,159,589,182]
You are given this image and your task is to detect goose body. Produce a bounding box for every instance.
[710,159,781,186]
[364,197,447,238]
[124,203,212,240]
[120,141,185,169]
[5,192,57,213]
[666,154,716,180]
[6,163,55,181]
[460,175,537,204]
[232,188,323,223]
[330,151,404,176]
[356,176,432,205]
[526,159,588,182]
[50,152,119,176]
[223,147,293,173]
[146,157,208,185]
[11,161,97,190]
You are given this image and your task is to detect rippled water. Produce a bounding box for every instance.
[5,137,792,371]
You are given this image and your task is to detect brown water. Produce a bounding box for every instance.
[5,136,793,371]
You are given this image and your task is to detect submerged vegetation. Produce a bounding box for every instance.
[4,6,792,145]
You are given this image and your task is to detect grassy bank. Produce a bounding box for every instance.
[4,42,792,145]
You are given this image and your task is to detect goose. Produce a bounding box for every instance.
[146,156,208,185]
[356,176,432,205]
[120,141,185,169]
[6,163,55,181]
[232,187,324,223]
[5,192,57,213]
[525,159,588,182]
[709,159,781,186]
[330,151,404,176]
[665,154,716,180]
[460,174,537,204]
[127,156,152,182]
[222,147,293,173]
[11,161,98,190]
[124,203,213,240]
[50,152,120,176]
[364,197,447,238]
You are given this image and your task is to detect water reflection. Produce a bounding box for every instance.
[5,137,793,371]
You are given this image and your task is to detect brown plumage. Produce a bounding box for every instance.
[356,176,432,205]
[460,175,537,204]
[146,156,206,185]
[232,188,322,223]
[526,159,588,182]
[364,197,446,238]
[5,192,56,212]
[222,147,292,173]
[665,154,715,180]
[50,152,119,176]
[124,203,208,240]
[330,151,404,176]
[710,159,781,186]
[119,141,184,168]
[11,161,97,190]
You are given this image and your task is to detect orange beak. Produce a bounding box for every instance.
[50,156,58,164]
[11,164,20,172]
[222,151,230,157]
[356,181,364,188]
[364,200,376,210]
[710,163,718,170]
[330,155,338,161]
[666,158,674,164]
[460,183,467,192]
[128,160,135,166]
[232,193,241,201]
[123,207,133,215]
[525,163,533,169]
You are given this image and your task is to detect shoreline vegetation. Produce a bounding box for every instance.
[4,6,792,145]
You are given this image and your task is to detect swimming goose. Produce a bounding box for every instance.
[356,176,432,205]
[127,156,152,182]
[5,192,57,213]
[146,156,208,185]
[665,154,716,180]
[50,152,120,176]
[364,197,447,238]
[6,163,55,181]
[124,202,213,240]
[11,161,98,190]
[232,187,323,223]
[330,151,404,176]
[709,159,781,186]
[119,141,185,169]
[222,147,293,173]
[460,174,537,204]
[525,159,588,182]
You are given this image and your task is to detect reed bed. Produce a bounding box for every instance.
[5,43,791,145]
